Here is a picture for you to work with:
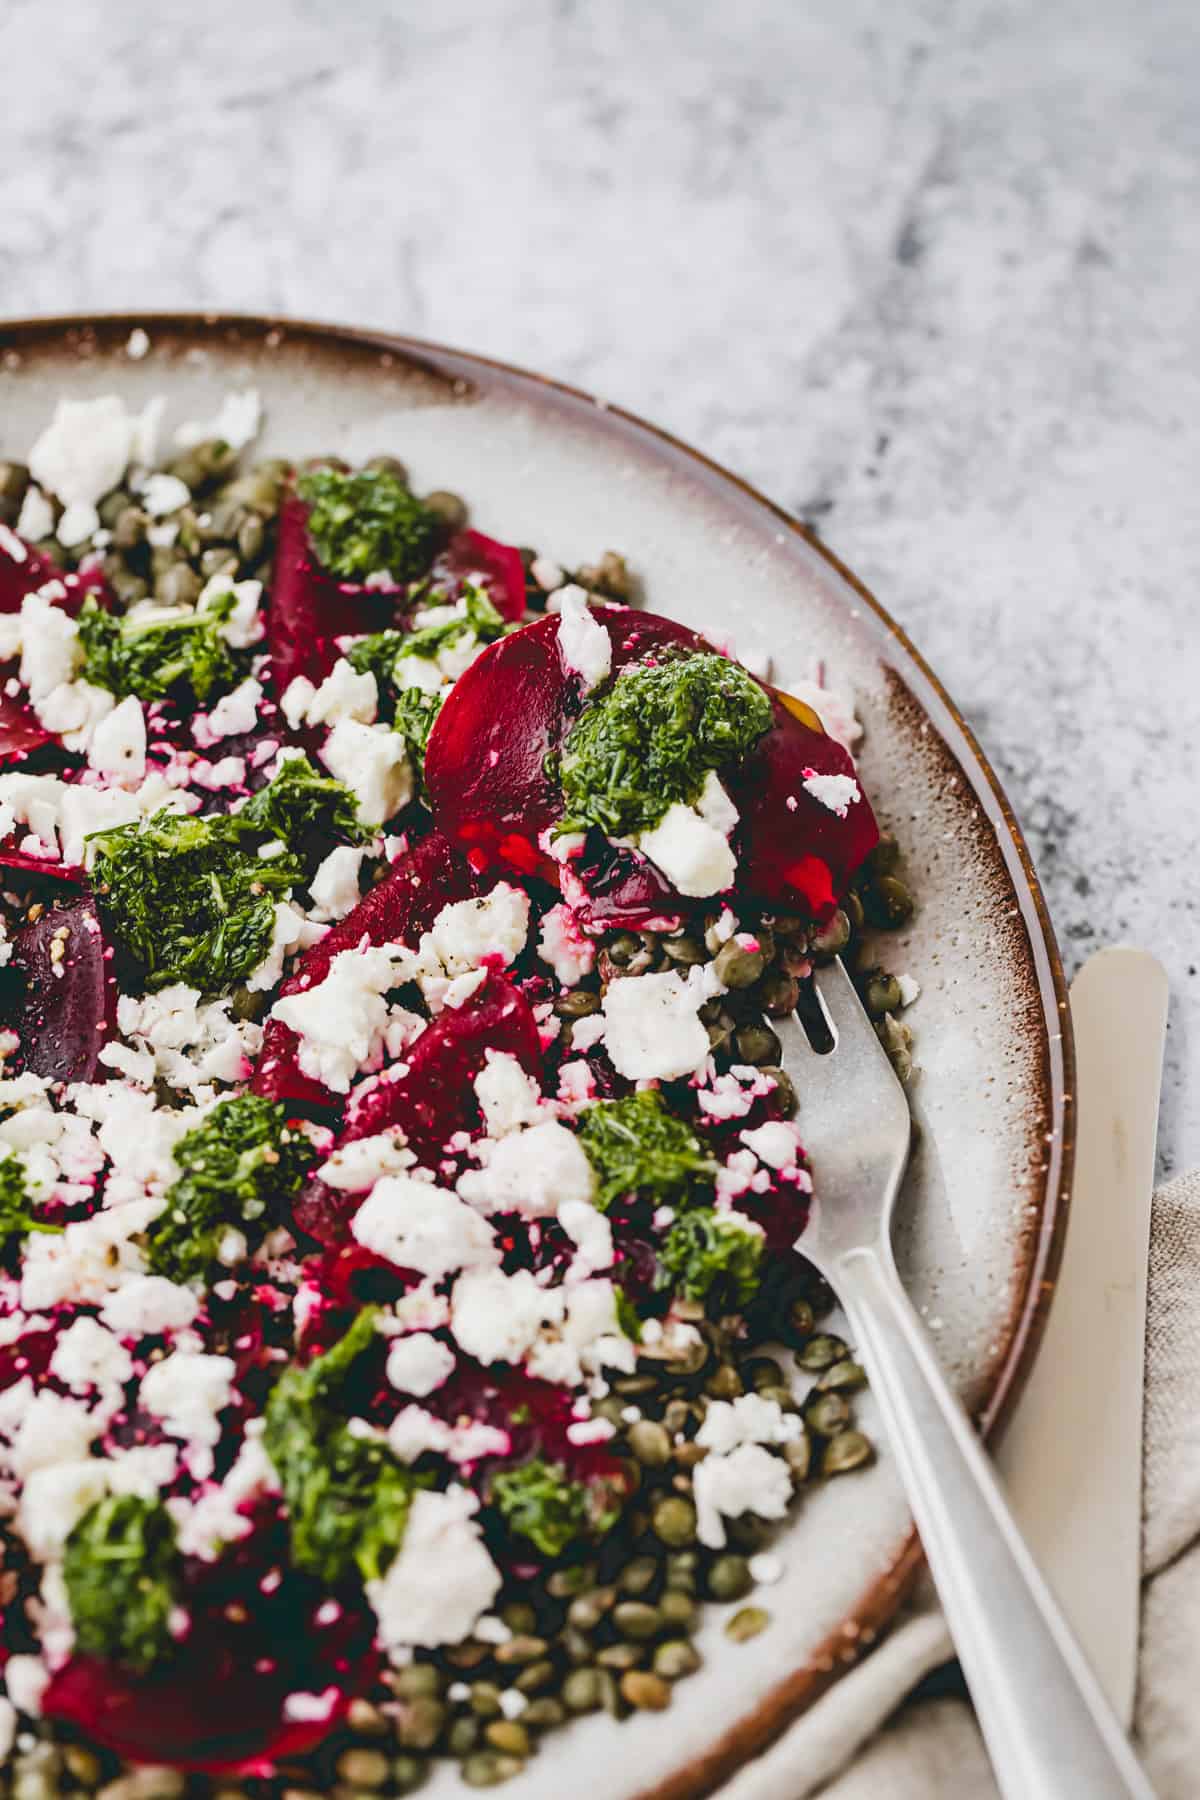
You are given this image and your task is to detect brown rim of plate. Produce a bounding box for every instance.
[0,311,1076,1797]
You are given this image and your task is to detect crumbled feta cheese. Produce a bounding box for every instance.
[139,1351,236,1463]
[450,1267,557,1363]
[4,1653,49,1717]
[386,1333,456,1397]
[693,1442,794,1549]
[0,1695,15,1757]
[105,1443,179,1500]
[192,676,262,746]
[458,1118,594,1219]
[637,796,736,898]
[556,588,612,690]
[897,972,921,1007]
[602,966,710,1081]
[426,884,530,976]
[800,768,860,818]
[29,396,155,546]
[367,1486,501,1652]
[113,984,262,1095]
[558,1198,615,1278]
[49,1317,134,1398]
[86,694,147,786]
[174,389,262,452]
[247,899,329,993]
[695,1393,803,1455]
[16,1458,110,1561]
[305,658,379,729]
[309,844,368,922]
[317,1128,413,1191]
[8,1390,100,1477]
[270,945,400,1093]
[786,678,862,752]
[15,485,54,542]
[473,1051,542,1137]
[126,327,151,361]
[321,719,411,825]
[19,1199,161,1312]
[281,676,316,730]
[32,674,115,753]
[739,1120,804,1170]
[19,590,82,702]
[138,472,190,518]
[198,574,264,649]
[171,1433,278,1561]
[536,902,595,987]
[351,1175,499,1278]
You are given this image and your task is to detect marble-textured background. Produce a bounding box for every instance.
[1,0,1196,1171]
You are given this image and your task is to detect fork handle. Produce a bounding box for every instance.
[834,1242,1155,1800]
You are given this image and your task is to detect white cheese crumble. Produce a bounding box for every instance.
[192,676,263,745]
[308,844,369,922]
[367,1486,501,1653]
[637,784,737,898]
[386,1332,456,1398]
[174,389,262,453]
[458,1118,594,1219]
[86,695,147,786]
[536,902,595,987]
[425,884,530,976]
[139,1350,236,1472]
[351,1175,499,1278]
[99,1273,201,1339]
[555,588,612,689]
[695,1393,803,1455]
[320,719,411,825]
[601,965,710,1081]
[450,1267,555,1363]
[15,485,54,542]
[296,658,378,729]
[472,1051,543,1137]
[693,1442,794,1549]
[29,395,160,546]
[270,945,401,1093]
[800,768,861,818]
[317,1128,413,1191]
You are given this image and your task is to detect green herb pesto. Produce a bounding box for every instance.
[557,651,773,837]
[576,1090,715,1212]
[263,1309,423,1587]
[491,1455,618,1558]
[656,1207,765,1308]
[238,754,365,860]
[88,809,302,995]
[77,593,239,706]
[63,1495,182,1673]
[145,1095,316,1285]
[297,465,441,583]
[0,1150,62,1256]
[390,686,445,789]
[347,583,505,693]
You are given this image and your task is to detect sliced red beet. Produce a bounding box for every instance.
[0,691,51,765]
[265,495,408,696]
[0,527,110,618]
[561,841,683,932]
[432,528,527,623]
[251,831,484,1110]
[42,1516,377,1774]
[291,971,541,1249]
[6,893,116,1082]
[425,606,879,920]
[0,841,85,883]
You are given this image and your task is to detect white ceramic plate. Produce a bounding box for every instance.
[0,316,1073,1798]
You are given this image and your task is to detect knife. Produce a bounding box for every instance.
[996,945,1168,1726]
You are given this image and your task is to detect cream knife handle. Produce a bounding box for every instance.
[836,1243,1157,1800]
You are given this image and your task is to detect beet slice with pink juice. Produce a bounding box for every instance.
[424,606,878,921]
[266,492,529,698]
[251,830,487,1110]
[5,893,116,1083]
[0,528,112,765]
[291,970,542,1249]
[42,1513,378,1773]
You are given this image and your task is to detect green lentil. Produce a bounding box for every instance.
[809,908,851,956]
[761,1066,798,1115]
[725,1606,771,1643]
[742,1355,784,1391]
[335,1750,389,1788]
[707,1554,753,1602]
[819,1358,868,1392]
[469,1683,503,1719]
[798,1333,846,1371]
[447,1717,481,1758]
[568,1588,615,1631]
[501,1601,537,1634]
[705,1362,744,1400]
[494,1634,548,1665]
[865,875,914,928]
[783,1432,813,1482]
[484,1722,530,1759]
[461,1751,524,1788]
[597,1642,645,1671]
[547,1563,593,1598]
[713,938,766,989]
[562,1667,603,1714]
[396,1698,446,1750]
[865,972,902,1015]
[520,1697,566,1730]
[823,1429,874,1475]
[627,1419,672,1467]
[620,1671,672,1711]
[735,1021,782,1065]
[422,489,468,531]
[652,1495,698,1546]
[553,988,601,1019]
[805,1392,851,1436]
[347,1698,389,1735]
[613,1600,662,1640]
[390,1753,428,1796]
[618,1555,660,1596]
[659,1589,698,1630]
[759,968,801,1016]
[393,1663,443,1701]
[654,1638,702,1680]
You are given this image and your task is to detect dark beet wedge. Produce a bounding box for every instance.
[0,843,85,883]
[0,690,51,765]
[42,1515,378,1774]
[252,830,484,1110]
[424,607,878,920]
[266,496,529,699]
[292,971,541,1249]
[6,893,116,1082]
[563,838,683,931]
[431,528,528,623]
[265,496,403,696]
[0,527,110,618]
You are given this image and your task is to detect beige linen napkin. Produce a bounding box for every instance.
[723,1170,1200,1800]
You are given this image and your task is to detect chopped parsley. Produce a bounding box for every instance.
[390,686,445,788]
[89,809,302,994]
[77,592,239,706]
[88,756,364,993]
[0,1151,62,1256]
[557,651,773,837]
[297,465,441,583]
[63,1495,182,1674]
[238,754,366,861]
[347,584,505,694]
[145,1095,316,1284]
[263,1309,423,1587]
[491,1455,618,1557]
[576,1090,715,1212]
[656,1207,765,1308]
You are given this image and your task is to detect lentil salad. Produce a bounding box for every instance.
[0,382,917,1795]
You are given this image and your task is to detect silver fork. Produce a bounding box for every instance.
[777,960,1154,1800]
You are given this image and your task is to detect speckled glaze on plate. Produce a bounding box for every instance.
[0,315,1074,1799]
